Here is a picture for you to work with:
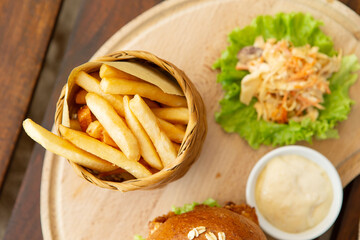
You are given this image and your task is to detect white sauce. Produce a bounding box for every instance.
[255,154,333,233]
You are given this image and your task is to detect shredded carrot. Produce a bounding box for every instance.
[238,36,340,123]
[282,92,288,107]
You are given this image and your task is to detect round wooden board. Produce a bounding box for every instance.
[41,0,360,239]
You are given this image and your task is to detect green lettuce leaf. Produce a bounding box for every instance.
[214,12,359,149]
[171,198,220,215]
[133,235,146,240]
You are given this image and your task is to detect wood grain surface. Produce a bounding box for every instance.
[333,176,360,239]
[340,0,360,13]
[3,0,162,240]
[40,0,360,239]
[3,0,360,240]
[0,0,62,189]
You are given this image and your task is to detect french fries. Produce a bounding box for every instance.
[69,119,82,131]
[59,125,151,178]
[86,121,118,148]
[86,93,140,161]
[143,98,160,108]
[75,71,125,116]
[100,64,141,81]
[24,61,191,184]
[172,142,181,152]
[89,71,101,81]
[123,96,163,170]
[23,119,117,172]
[100,77,187,107]
[86,120,103,139]
[77,105,94,131]
[75,89,87,104]
[157,118,185,143]
[174,124,187,132]
[151,107,189,124]
[101,130,117,148]
[129,94,177,166]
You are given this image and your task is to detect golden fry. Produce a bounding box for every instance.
[86,120,118,148]
[75,71,125,116]
[100,78,187,107]
[99,64,141,81]
[174,124,187,132]
[143,98,160,108]
[100,131,118,148]
[157,118,185,143]
[123,96,163,170]
[86,120,103,139]
[151,107,189,124]
[75,89,87,104]
[69,119,82,131]
[22,119,117,172]
[172,142,181,153]
[89,71,101,81]
[129,95,177,166]
[77,105,94,131]
[59,125,151,178]
[86,93,140,161]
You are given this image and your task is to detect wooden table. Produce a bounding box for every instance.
[1,0,359,239]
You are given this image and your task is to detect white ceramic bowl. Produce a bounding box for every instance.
[246,145,343,240]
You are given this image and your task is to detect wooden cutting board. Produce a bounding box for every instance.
[41,0,360,239]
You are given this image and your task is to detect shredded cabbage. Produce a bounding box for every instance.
[238,36,341,123]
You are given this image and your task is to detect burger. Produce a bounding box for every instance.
[140,199,266,240]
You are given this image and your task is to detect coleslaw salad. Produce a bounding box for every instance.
[213,12,359,149]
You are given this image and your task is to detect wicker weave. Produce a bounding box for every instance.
[55,50,207,192]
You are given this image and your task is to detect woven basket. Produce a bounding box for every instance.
[55,50,207,192]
